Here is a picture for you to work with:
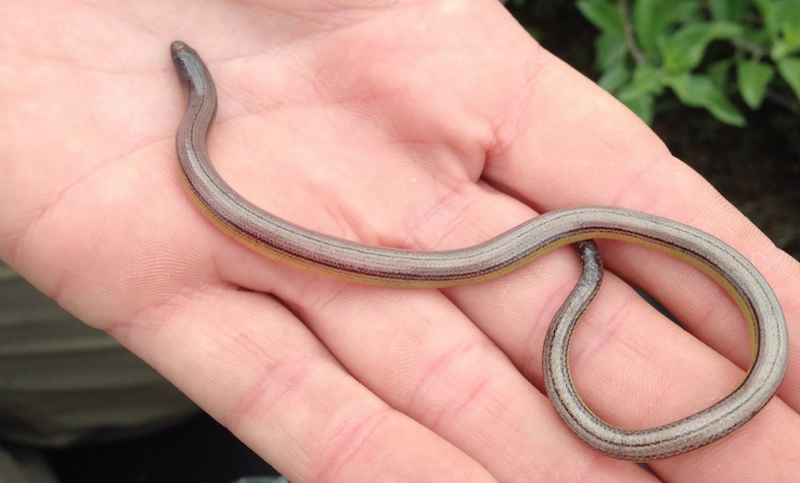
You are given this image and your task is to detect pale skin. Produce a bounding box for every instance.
[1,0,799,481]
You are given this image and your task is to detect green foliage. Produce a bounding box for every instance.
[574,0,800,126]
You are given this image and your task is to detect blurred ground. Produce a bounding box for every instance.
[46,413,278,483]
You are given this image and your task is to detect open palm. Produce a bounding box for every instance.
[2,1,799,481]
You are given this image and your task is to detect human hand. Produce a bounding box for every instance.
[2,1,799,481]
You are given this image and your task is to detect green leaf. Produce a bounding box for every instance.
[634,0,662,57]
[524,26,542,40]
[595,31,627,70]
[739,25,773,54]
[776,57,800,102]
[617,63,665,100]
[666,73,746,126]
[737,60,775,108]
[577,0,624,34]
[598,61,631,92]
[660,22,743,72]
[778,0,800,53]
[615,65,663,124]
[661,0,701,25]
[621,93,655,125]
[709,59,733,86]
[772,39,790,60]
[710,0,750,22]
[752,0,779,41]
